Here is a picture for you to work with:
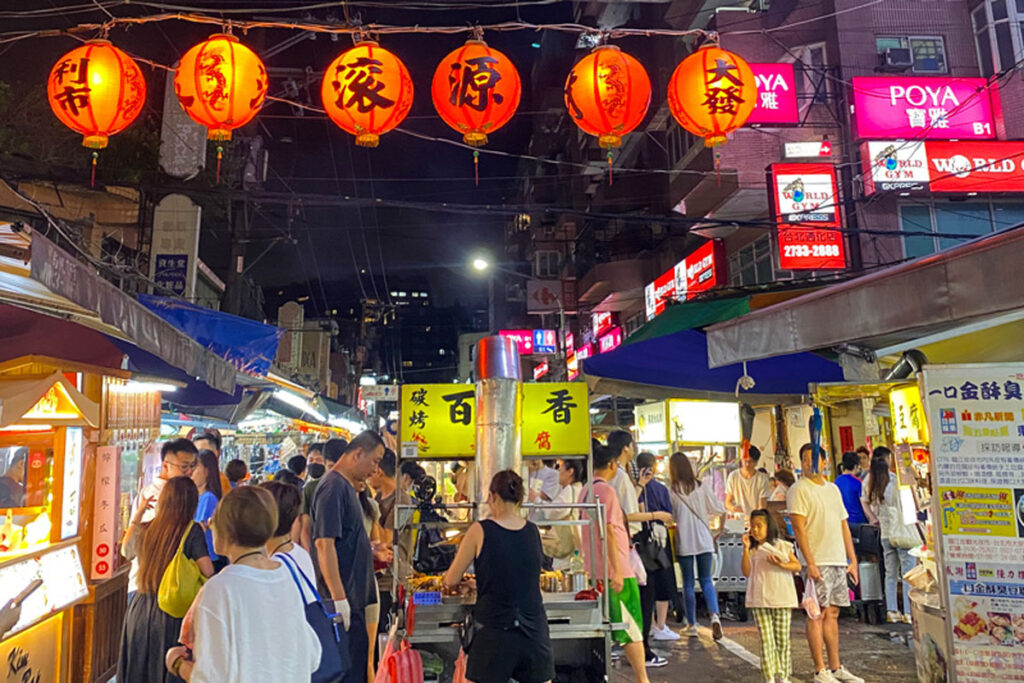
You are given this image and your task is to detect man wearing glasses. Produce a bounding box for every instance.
[125,439,198,594]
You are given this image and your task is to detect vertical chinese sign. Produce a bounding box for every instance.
[769,162,846,270]
[521,383,590,456]
[921,365,1024,683]
[399,384,476,458]
[91,445,120,580]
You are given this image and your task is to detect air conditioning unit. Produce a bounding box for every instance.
[880,48,913,72]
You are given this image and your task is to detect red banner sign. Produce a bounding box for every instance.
[770,163,847,270]
[592,311,614,338]
[862,140,1024,195]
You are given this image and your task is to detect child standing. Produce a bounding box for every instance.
[742,509,801,683]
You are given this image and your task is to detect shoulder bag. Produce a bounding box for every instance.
[158,522,205,618]
[633,522,672,572]
[672,486,719,554]
[888,493,922,550]
[279,553,347,683]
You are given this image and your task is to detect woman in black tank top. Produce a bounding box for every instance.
[444,470,554,683]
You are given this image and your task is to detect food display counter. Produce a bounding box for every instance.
[0,371,98,682]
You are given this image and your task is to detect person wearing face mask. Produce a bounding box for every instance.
[444,470,554,683]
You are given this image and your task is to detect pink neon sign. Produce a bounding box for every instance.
[852,76,999,140]
[747,63,799,126]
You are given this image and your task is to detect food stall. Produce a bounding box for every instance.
[394,350,610,681]
[0,372,95,683]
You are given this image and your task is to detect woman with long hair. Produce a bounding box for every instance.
[444,470,554,683]
[164,486,321,681]
[193,450,224,569]
[119,476,214,682]
[667,452,727,640]
[861,449,916,623]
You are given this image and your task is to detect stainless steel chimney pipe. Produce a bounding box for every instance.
[473,335,521,511]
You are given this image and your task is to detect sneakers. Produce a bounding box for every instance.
[812,670,839,683]
[711,614,724,641]
[685,624,699,637]
[886,610,901,623]
[901,613,913,624]
[653,625,681,641]
[830,666,865,683]
[645,655,669,668]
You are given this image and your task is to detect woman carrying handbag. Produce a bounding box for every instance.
[667,452,727,640]
[119,476,213,683]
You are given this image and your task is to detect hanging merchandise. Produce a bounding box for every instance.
[431,39,521,147]
[667,44,757,147]
[322,41,414,148]
[47,40,147,150]
[563,45,651,150]
[173,34,268,142]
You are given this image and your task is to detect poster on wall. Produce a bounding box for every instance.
[921,364,1024,683]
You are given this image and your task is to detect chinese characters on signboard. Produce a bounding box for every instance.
[399,384,476,458]
[890,384,929,444]
[769,163,846,271]
[852,76,998,140]
[922,365,1024,683]
[861,140,1024,195]
[746,63,799,126]
[153,254,188,295]
[521,383,590,456]
[644,240,726,321]
[91,446,120,580]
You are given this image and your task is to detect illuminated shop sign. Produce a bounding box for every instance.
[861,140,1024,195]
[852,76,999,140]
[769,163,846,271]
[592,311,614,338]
[598,327,623,354]
[644,241,726,321]
[747,63,799,126]
[498,329,558,355]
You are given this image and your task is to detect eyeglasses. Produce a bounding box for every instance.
[167,460,197,473]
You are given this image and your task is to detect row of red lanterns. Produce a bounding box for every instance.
[46,35,757,157]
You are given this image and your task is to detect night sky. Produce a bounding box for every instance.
[0,1,577,311]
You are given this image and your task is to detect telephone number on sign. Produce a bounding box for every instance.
[783,244,841,258]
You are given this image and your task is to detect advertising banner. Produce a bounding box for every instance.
[769,163,846,270]
[498,329,535,355]
[598,327,623,354]
[644,240,726,320]
[747,63,799,126]
[399,384,476,458]
[521,383,590,456]
[922,364,1024,683]
[862,140,1024,195]
[852,76,999,140]
[644,268,678,321]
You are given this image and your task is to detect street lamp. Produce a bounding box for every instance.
[468,255,567,380]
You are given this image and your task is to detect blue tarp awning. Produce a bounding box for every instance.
[582,328,843,398]
[138,295,283,377]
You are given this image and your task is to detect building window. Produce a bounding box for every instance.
[973,0,1024,76]
[900,201,1024,258]
[791,43,828,106]
[876,36,948,73]
[535,250,562,278]
[667,124,696,168]
[729,234,775,286]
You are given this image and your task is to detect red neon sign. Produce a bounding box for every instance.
[598,327,623,354]
[770,163,847,271]
[861,140,1024,195]
[852,76,999,141]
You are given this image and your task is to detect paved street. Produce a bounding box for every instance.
[612,615,918,683]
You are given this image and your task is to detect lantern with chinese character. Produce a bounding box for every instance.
[431,40,521,146]
[321,41,414,148]
[563,45,651,149]
[667,45,756,147]
[47,41,146,149]
[173,34,268,141]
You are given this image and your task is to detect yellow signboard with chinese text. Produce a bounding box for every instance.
[399,384,476,458]
[890,384,929,444]
[521,383,590,457]
[938,486,1017,538]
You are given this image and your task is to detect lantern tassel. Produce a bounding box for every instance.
[715,151,721,187]
[216,145,223,184]
[90,152,98,188]
[607,151,613,186]
[474,150,479,187]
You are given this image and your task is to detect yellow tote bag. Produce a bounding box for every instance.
[158,522,205,618]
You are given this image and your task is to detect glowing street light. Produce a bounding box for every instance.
[471,256,490,272]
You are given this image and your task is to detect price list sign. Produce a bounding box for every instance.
[922,365,1024,683]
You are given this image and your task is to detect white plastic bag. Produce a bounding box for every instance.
[802,578,823,620]
[629,547,648,586]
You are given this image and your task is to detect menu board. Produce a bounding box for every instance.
[0,544,88,638]
[922,365,1024,682]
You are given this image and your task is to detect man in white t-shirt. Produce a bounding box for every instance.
[725,446,770,519]
[787,444,863,683]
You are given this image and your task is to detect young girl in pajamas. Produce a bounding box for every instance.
[742,509,802,683]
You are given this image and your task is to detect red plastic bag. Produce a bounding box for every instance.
[375,626,424,683]
[452,649,468,683]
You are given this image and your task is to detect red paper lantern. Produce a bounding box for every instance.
[431,40,521,146]
[174,34,268,141]
[667,45,757,147]
[563,45,651,149]
[322,41,414,148]
[47,41,146,149]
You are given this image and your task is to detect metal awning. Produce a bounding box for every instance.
[706,227,1024,368]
